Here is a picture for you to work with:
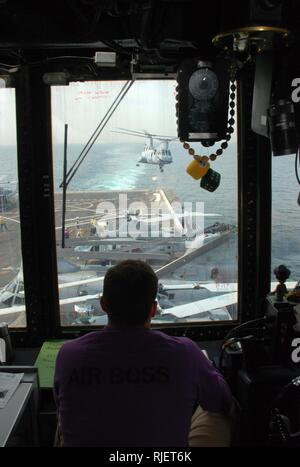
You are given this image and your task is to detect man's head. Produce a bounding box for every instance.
[100,260,158,327]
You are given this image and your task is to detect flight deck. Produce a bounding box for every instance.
[0,188,236,328]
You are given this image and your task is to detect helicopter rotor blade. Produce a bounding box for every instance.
[111,129,146,139]
[117,128,148,135]
[150,135,177,141]
[112,128,176,141]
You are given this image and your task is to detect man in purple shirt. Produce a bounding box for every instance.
[54,260,233,447]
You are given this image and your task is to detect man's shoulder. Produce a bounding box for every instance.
[58,331,103,354]
[57,329,201,359]
[149,330,201,352]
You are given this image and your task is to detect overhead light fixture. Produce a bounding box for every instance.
[94,51,117,67]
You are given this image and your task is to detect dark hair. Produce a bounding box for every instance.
[102,260,158,326]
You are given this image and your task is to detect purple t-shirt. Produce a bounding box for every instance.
[54,327,232,447]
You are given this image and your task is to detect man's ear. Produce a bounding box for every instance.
[100,296,107,312]
[150,301,157,318]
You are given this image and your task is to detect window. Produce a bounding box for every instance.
[51,80,238,327]
[272,154,300,289]
[0,88,26,327]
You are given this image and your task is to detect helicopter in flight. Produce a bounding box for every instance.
[112,128,176,172]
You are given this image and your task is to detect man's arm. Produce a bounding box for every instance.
[188,341,233,415]
[188,342,238,447]
[188,405,232,447]
[186,340,236,446]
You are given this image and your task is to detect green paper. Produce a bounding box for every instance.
[35,340,66,388]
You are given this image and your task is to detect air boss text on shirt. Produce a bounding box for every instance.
[68,366,170,385]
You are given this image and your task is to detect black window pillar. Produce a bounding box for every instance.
[238,65,272,321]
[15,64,60,345]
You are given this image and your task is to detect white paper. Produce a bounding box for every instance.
[0,372,24,409]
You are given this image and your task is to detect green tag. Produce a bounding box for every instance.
[200,168,221,192]
[34,340,66,388]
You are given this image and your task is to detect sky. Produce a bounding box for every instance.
[51,80,178,145]
[0,88,17,145]
[0,80,236,146]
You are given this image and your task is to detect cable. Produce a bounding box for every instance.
[222,316,268,342]
[0,61,20,68]
[0,67,12,73]
[45,55,94,61]
[101,39,134,56]
[0,54,97,78]
[62,81,130,185]
[64,81,132,185]
[61,80,134,188]
[3,55,95,70]
[219,334,258,371]
[218,317,269,371]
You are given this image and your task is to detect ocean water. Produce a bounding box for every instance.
[52,142,238,225]
[0,142,299,280]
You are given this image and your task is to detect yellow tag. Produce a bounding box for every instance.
[186,159,210,180]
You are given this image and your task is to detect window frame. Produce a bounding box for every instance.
[9,62,272,346]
